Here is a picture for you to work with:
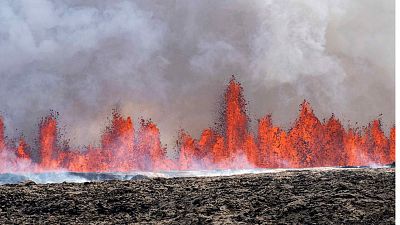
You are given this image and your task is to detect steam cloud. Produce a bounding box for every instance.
[0,0,394,149]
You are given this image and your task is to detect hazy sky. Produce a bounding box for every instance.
[0,0,394,148]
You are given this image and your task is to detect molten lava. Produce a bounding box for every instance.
[38,115,59,170]
[0,117,5,152]
[225,79,248,158]
[101,111,135,171]
[0,77,395,172]
[16,138,30,160]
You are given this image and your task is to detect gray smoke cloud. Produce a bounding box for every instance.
[0,0,394,148]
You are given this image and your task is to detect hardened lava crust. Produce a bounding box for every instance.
[0,168,394,224]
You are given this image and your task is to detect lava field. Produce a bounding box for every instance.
[0,168,394,224]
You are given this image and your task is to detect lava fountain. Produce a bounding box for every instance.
[0,77,395,173]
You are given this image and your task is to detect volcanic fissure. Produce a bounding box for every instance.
[0,77,395,172]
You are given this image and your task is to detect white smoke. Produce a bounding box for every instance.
[0,167,390,185]
[0,150,35,173]
[0,0,394,151]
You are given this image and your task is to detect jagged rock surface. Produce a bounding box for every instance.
[0,168,394,224]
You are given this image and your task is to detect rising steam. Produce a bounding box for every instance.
[0,0,394,150]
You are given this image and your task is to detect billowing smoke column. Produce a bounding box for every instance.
[0,77,395,173]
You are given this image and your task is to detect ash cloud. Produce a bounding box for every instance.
[0,0,394,148]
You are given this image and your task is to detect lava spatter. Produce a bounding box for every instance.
[0,77,395,172]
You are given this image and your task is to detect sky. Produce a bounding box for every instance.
[0,0,394,148]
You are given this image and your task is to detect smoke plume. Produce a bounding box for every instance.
[0,0,394,148]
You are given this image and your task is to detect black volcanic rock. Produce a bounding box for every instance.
[0,168,394,224]
[21,180,36,186]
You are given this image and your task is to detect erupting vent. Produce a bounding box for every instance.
[0,77,395,172]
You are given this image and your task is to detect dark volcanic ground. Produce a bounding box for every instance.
[0,168,394,224]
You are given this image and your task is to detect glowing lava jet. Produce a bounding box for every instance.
[0,77,395,172]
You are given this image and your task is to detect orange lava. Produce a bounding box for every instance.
[16,138,30,160]
[0,117,5,152]
[0,77,395,172]
[38,115,59,170]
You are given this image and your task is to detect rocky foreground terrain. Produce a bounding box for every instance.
[0,168,394,224]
